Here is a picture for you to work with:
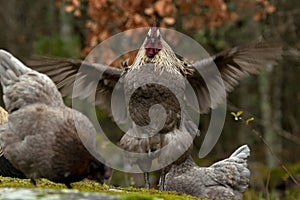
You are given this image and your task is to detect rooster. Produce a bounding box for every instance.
[28,24,281,189]
[0,50,111,188]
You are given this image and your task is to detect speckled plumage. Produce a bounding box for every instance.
[120,63,189,166]
[0,50,110,187]
[165,145,251,200]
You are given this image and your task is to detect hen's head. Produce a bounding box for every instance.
[144,22,162,58]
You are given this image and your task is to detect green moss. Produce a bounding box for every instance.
[120,194,154,200]
[35,193,47,198]
[114,187,204,200]
[0,176,204,200]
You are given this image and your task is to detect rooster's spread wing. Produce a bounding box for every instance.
[186,42,282,113]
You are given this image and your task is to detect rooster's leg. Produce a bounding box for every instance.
[159,171,166,190]
[65,182,72,189]
[30,179,36,186]
[144,172,150,188]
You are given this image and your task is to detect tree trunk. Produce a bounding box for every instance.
[259,71,277,167]
[59,0,74,50]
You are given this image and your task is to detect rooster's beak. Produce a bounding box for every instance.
[145,27,162,58]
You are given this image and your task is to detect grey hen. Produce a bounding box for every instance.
[0,50,110,188]
[28,25,281,189]
[165,145,251,200]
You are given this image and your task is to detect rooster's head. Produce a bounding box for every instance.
[130,21,186,74]
[144,23,162,58]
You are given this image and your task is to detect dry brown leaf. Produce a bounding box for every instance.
[72,0,80,7]
[163,17,175,25]
[262,0,270,7]
[90,36,98,47]
[98,30,110,41]
[74,9,81,16]
[154,0,165,17]
[230,12,239,22]
[144,7,154,15]
[154,0,175,17]
[253,11,263,21]
[179,2,190,14]
[54,0,61,7]
[220,2,227,11]
[266,5,276,13]
[65,5,75,12]
[133,14,143,24]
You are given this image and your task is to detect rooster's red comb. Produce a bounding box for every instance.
[150,18,159,37]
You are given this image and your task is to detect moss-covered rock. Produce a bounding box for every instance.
[0,176,204,200]
[0,188,119,200]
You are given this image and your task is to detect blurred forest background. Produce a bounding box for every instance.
[0,0,299,199]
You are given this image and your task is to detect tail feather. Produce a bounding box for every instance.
[0,50,32,93]
[211,145,250,168]
[229,145,250,160]
[0,50,31,79]
[0,50,64,113]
